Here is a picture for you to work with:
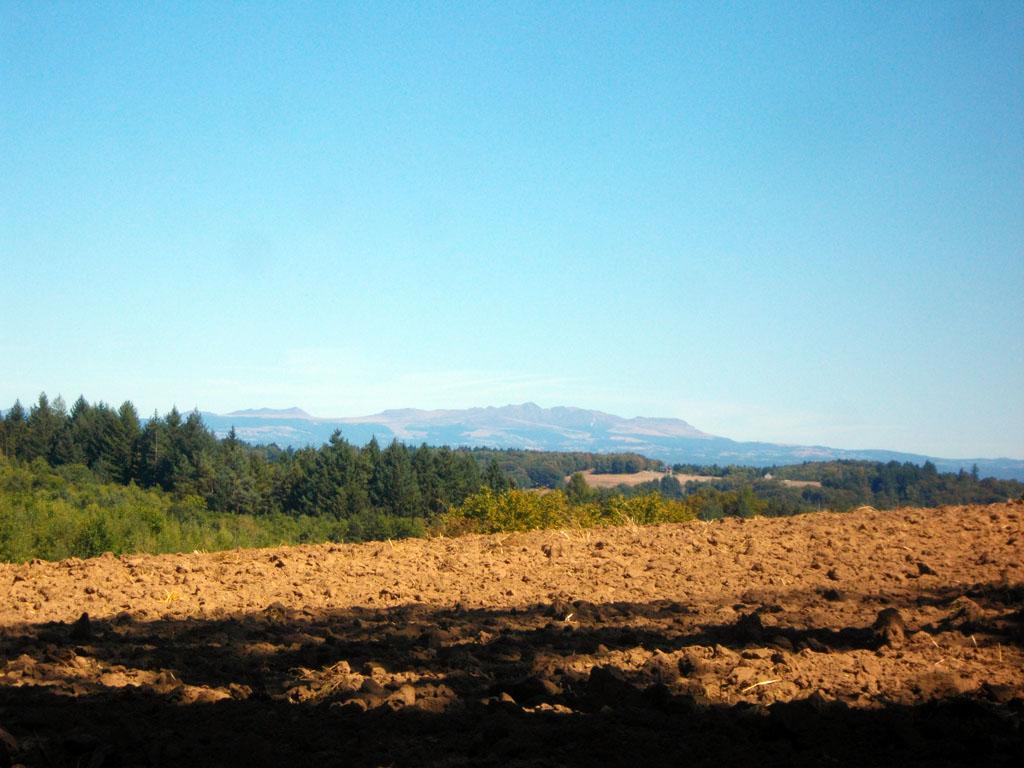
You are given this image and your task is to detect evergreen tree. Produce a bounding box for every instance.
[2,400,27,459]
[63,396,93,467]
[412,444,442,515]
[342,440,372,517]
[24,393,61,460]
[210,429,259,513]
[379,439,421,517]
[316,430,355,517]
[484,458,506,493]
[113,401,142,483]
[48,396,79,465]
[364,436,385,508]
[433,446,456,506]
[138,413,170,489]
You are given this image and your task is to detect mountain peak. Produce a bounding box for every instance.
[198,403,1024,480]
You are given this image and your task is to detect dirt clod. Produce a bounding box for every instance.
[873,608,906,648]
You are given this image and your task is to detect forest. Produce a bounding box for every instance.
[0,394,659,537]
[1,393,1022,561]
[658,459,1024,515]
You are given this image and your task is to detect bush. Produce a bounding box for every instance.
[435,489,696,535]
[0,456,425,562]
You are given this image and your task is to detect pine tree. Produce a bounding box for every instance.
[25,393,61,461]
[113,401,142,483]
[379,439,421,517]
[139,413,169,489]
[364,436,385,508]
[485,458,511,494]
[3,400,27,458]
[412,445,442,515]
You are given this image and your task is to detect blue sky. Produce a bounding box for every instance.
[2,1,1022,458]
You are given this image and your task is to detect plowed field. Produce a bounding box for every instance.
[1,502,1022,766]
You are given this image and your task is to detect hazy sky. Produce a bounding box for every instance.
[2,1,1022,458]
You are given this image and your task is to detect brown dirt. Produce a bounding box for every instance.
[1,502,1022,767]
[571,470,720,488]
[780,479,824,489]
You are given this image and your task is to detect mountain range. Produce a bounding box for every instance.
[198,403,1024,481]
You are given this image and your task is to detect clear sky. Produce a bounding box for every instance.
[2,1,1022,459]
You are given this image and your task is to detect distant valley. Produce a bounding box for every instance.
[200,403,1024,481]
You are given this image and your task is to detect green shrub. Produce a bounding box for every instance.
[0,456,429,562]
[436,489,696,535]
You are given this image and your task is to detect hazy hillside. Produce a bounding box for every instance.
[199,404,1024,481]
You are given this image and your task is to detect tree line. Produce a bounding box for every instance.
[0,394,661,524]
[0,394,491,522]
[458,448,660,489]
[657,459,1023,516]
[0,457,371,562]
[3,393,1023,562]
[2,393,1019,532]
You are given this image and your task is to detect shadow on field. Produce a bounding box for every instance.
[0,584,1022,767]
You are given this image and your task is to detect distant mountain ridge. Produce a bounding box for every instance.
[198,403,1024,481]
[340,402,709,442]
[225,407,313,420]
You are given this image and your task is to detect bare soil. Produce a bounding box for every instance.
[572,470,722,487]
[569,469,669,487]
[780,479,824,489]
[1,502,1022,767]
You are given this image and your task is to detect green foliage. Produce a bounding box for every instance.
[0,394,490,526]
[441,489,581,533]
[3,393,1022,559]
[378,439,422,517]
[0,457,418,562]
[435,488,697,535]
[658,460,1024,517]
[759,459,1023,512]
[465,448,661,489]
[484,458,513,493]
[565,472,591,504]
